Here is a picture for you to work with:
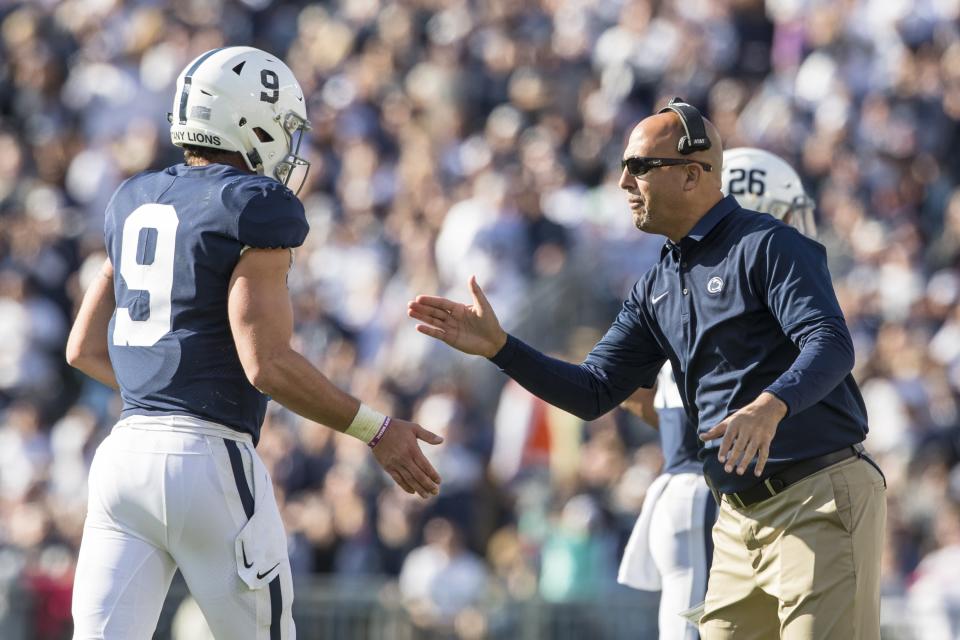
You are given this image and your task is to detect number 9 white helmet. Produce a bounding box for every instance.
[169,46,310,192]
[721,147,817,238]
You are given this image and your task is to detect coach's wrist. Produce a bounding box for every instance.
[485,329,508,359]
[754,392,788,422]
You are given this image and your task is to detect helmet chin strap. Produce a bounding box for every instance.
[246,148,263,173]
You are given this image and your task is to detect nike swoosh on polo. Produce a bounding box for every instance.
[652,291,669,303]
[241,542,253,569]
[257,563,281,580]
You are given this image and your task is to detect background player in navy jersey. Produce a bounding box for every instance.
[65,46,443,640]
[615,147,818,640]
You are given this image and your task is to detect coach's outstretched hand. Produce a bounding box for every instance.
[408,276,508,358]
[372,418,443,499]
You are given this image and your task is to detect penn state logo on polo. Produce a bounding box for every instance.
[707,276,724,295]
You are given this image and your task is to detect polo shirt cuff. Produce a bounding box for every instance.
[762,387,793,419]
[489,334,518,368]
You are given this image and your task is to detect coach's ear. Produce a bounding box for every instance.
[682,162,705,191]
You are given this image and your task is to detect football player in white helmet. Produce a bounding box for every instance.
[721,147,816,238]
[617,147,817,640]
[67,46,444,639]
[168,46,312,192]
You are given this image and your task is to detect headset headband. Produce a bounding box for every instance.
[658,97,711,155]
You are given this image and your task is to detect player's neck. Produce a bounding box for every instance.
[184,147,252,173]
[187,158,251,172]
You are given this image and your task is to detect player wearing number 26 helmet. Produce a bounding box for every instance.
[721,147,817,239]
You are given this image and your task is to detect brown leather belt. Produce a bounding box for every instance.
[717,444,871,509]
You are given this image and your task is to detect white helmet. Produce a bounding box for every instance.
[721,147,817,238]
[169,46,310,191]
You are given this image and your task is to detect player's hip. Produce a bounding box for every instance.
[111,413,253,448]
[76,418,293,639]
[618,471,717,591]
[87,415,264,547]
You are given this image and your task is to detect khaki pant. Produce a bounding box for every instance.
[700,457,886,640]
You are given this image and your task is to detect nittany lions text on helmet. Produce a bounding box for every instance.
[169,46,311,191]
[721,147,817,238]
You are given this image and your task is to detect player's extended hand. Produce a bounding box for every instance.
[408,276,508,358]
[371,418,444,499]
[699,392,788,476]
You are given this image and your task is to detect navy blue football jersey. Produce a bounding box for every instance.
[105,163,309,443]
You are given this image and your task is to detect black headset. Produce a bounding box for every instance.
[658,97,711,155]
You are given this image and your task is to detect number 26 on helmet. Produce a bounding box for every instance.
[721,147,817,239]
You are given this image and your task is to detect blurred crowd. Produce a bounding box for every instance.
[2,0,960,637]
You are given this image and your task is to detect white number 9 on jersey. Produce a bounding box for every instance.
[113,204,179,347]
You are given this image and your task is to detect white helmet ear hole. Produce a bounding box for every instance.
[252,127,273,143]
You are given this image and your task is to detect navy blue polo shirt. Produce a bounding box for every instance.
[491,195,868,493]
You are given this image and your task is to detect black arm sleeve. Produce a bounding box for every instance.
[489,285,666,420]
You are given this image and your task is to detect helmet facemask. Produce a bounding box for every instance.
[781,194,817,239]
[240,108,311,194]
[737,193,818,239]
[271,111,311,195]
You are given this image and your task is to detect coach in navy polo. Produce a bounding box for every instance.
[487,189,872,495]
[409,106,886,639]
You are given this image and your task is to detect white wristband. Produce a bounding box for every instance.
[345,403,389,444]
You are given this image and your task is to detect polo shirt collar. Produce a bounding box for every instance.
[686,195,739,241]
[661,195,739,258]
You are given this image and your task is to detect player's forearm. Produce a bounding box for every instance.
[67,353,119,389]
[66,258,119,389]
[619,384,659,427]
[621,398,660,429]
[247,346,361,431]
[66,317,119,388]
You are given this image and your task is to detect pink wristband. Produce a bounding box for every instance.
[368,416,392,448]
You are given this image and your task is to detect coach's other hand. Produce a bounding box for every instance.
[372,418,443,499]
[408,276,508,358]
[700,392,788,476]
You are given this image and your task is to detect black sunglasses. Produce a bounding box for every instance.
[621,156,713,177]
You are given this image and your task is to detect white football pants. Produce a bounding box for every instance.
[72,416,294,640]
[619,471,717,640]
